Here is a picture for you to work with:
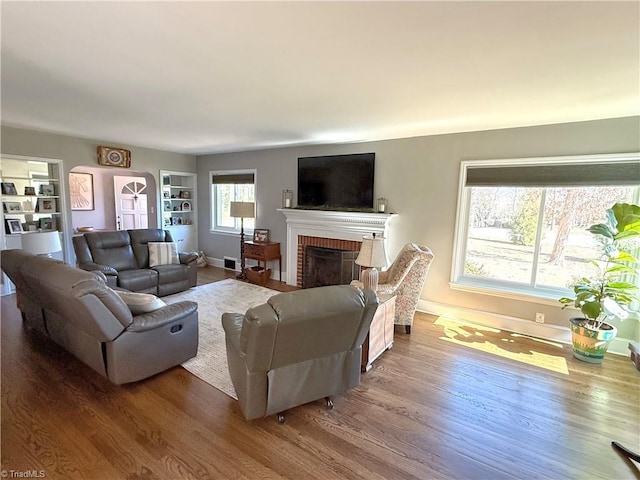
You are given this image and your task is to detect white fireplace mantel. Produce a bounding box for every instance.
[278,208,397,286]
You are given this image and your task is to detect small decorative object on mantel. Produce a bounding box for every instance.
[376,197,387,213]
[282,189,293,208]
[97,145,131,168]
[253,228,270,243]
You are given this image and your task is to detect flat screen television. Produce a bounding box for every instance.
[297,153,375,210]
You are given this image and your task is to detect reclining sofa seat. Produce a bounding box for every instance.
[73,229,197,296]
[222,285,379,421]
[1,249,198,384]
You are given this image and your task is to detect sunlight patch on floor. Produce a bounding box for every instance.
[434,316,569,375]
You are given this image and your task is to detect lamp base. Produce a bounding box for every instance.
[361,267,379,291]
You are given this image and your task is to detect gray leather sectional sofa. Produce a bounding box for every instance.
[73,229,197,296]
[2,249,199,384]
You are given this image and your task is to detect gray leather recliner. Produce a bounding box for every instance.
[2,249,199,384]
[222,285,378,421]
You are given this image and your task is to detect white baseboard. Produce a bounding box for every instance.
[417,299,631,357]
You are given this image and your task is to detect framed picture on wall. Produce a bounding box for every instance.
[69,172,94,211]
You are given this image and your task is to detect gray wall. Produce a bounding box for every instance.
[197,116,640,339]
[1,125,196,261]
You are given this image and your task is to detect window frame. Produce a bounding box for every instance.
[210,169,257,235]
[450,152,640,306]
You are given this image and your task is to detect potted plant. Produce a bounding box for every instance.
[559,202,640,363]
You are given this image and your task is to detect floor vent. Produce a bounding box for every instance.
[224,257,237,270]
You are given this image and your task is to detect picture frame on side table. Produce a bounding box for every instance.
[5,218,23,234]
[69,172,94,211]
[1,182,18,195]
[253,229,270,243]
[36,198,56,213]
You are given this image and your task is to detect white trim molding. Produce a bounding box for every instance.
[417,299,631,357]
[278,208,396,286]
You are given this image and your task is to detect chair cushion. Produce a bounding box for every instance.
[117,269,158,293]
[115,290,167,315]
[148,242,179,267]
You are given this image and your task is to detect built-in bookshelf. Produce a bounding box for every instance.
[1,154,67,295]
[160,170,197,252]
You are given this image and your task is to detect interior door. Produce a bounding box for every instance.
[114,176,148,230]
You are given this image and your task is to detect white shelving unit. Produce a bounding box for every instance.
[1,155,67,295]
[160,170,197,252]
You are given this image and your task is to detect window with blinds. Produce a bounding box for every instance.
[210,170,256,233]
[451,153,640,302]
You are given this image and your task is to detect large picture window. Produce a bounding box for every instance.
[211,170,256,233]
[452,154,639,303]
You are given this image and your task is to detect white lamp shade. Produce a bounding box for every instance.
[229,201,255,218]
[22,231,62,255]
[355,236,388,269]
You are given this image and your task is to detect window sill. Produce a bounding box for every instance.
[209,228,253,237]
[449,278,570,308]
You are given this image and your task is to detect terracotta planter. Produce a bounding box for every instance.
[569,317,617,364]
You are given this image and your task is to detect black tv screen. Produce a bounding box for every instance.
[297,153,375,210]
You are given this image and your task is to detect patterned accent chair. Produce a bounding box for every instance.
[352,244,434,334]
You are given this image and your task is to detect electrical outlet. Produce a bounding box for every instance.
[535,312,545,323]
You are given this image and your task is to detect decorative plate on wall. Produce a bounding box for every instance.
[97,146,131,168]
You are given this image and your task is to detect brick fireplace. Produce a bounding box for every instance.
[279,209,396,287]
[298,236,362,288]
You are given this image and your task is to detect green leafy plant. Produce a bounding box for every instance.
[559,203,640,329]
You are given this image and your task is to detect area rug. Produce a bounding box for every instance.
[163,279,277,398]
[434,317,569,375]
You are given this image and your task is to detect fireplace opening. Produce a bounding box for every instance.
[303,246,360,289]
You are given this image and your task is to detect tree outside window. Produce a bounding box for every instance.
[453,154,639,300]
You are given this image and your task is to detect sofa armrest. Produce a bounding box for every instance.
[179,252,198,265]
[78,261,118,276]
[222,313,244,353]
[127,301,198,332]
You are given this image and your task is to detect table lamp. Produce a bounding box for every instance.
[230,201,255,280]
[21,230,62,258]
[355,233,388,291]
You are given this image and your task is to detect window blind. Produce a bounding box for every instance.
[212,173,255,184]
[465,161,639,187]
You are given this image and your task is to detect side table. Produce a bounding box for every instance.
[243,241,282,282]
[362,294,396,372]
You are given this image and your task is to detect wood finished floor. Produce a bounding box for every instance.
[1,266,639,479]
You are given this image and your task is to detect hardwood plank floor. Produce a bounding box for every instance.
[1,266,638,479]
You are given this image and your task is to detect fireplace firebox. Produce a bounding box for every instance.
[303,246,360,289]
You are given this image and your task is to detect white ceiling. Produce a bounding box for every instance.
[2,1,639,155]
